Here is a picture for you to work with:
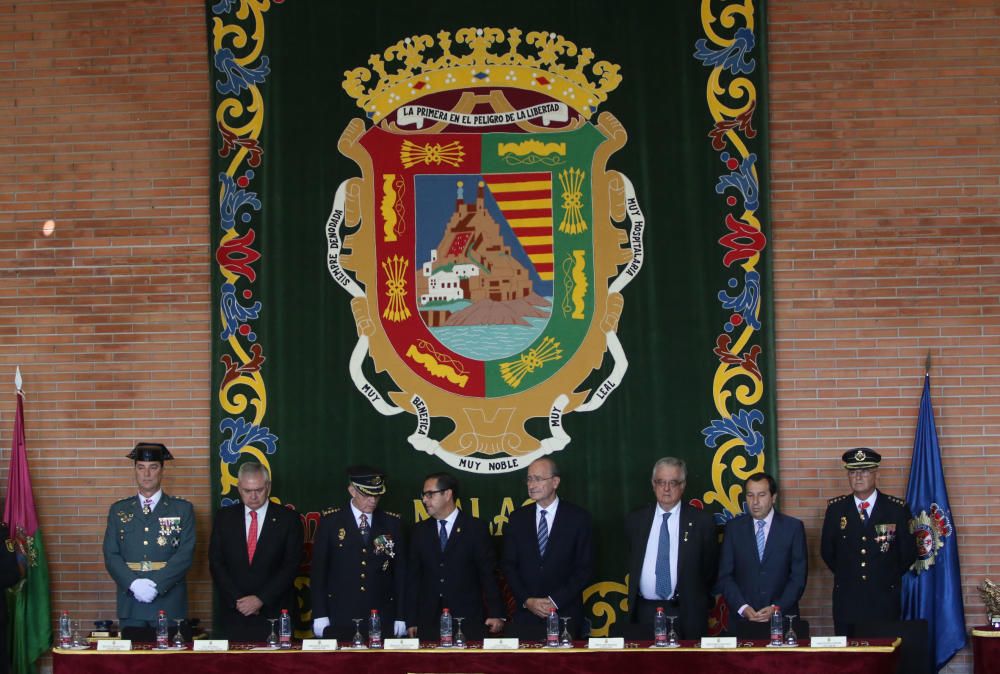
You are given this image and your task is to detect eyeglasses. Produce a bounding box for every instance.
[420,489,446,499]
[653,479,685,490]
[848,468,875,476]
[525,475,554,484]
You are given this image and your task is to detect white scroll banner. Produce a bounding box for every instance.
[397,102,569,129]
[325,180,365,299]
[407,394,571,474]
[326,180,404,416]
[609,173,645,295]
[575,171,644,412]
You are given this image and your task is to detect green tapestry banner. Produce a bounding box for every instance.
[208,0,773,637]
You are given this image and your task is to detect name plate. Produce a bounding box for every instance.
[192,639,229,652]
[483,637,520,650]
[700,636,737,649]
[301,639,340,651]
[588,637,624,649]
[97,640,132,652]
[383,638,419,650]
[810,636,847,648]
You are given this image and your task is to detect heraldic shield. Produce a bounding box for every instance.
[326,28,646,473]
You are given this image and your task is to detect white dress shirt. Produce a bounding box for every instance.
[536,496,559,535]
[244,500,269,541]
[639,501,681,600]
[137,490,162,512]
[854,489,879,517]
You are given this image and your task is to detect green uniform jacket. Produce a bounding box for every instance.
[102,493,195,622]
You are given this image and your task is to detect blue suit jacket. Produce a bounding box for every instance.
[716,510,807,618]
[501,499,593,633]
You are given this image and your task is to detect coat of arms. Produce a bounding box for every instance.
[326,28,645,472]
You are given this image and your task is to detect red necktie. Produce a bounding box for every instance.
[247,510,258,564]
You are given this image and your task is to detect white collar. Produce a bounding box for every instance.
[245,500,269,520]
[854,490,879,510]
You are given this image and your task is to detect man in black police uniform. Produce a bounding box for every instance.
[102,442,195,641]
[821,448,916,635]
[310,466,406,640]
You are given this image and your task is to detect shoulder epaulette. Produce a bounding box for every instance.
[828,494,849,504]
[113,496,135,506]
[321,506,340,516]
[886,495,906,506]
[384,510,400,519]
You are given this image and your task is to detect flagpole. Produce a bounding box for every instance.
[924,351,931,377]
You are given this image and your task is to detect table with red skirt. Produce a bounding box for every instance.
[973,627,1000,674]
[53,638,900,674]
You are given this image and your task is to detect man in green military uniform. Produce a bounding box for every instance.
[821,448,916,635]
[102,442,195,641]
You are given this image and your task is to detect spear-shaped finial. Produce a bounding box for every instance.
[924,351,932,377]
[15,365,22,391]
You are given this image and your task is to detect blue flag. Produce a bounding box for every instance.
[901,374,966,671]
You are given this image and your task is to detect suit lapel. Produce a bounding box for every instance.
[676,504,691,581]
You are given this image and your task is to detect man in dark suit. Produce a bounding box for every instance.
[311,466,407,640]
[102,443,195,641]
[209,462,303,641]
[716,472,807,634]
[625,457,718,639]
[821,448,916,635]
[502,457,593,639]
[406,472,505,641]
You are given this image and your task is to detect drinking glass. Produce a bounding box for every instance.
[784,615,798,647]
[667,616,679,647]
[559,617,572,647]
[352,618,365,648]
[72,620,85,648]
[172,619,185,648]
[454,617,466,648]
[266,618,279,648]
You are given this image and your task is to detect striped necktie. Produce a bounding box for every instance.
[537,509,549,556]
[756,519,766,560]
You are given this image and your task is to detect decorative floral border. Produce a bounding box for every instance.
[210,0,283,506]
[694,1,768,524]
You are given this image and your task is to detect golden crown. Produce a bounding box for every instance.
[343,28,622,123]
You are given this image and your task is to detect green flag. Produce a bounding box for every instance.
[5,368,51,673]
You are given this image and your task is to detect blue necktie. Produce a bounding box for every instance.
[654,512,672,600]
[439,519,448,552]
[756,519,766,560]
[537,509,549,556]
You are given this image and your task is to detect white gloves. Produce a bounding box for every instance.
[129,578,158,603]
[312,617,330,637]
[311,617,405,638]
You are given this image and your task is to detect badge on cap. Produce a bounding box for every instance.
[842,447,881,470]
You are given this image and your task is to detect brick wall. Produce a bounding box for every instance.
[769,1,1000,671]
[0,1,997,673]
[0,1,212,667]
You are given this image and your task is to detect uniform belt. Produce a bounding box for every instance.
[127,561,167,571]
